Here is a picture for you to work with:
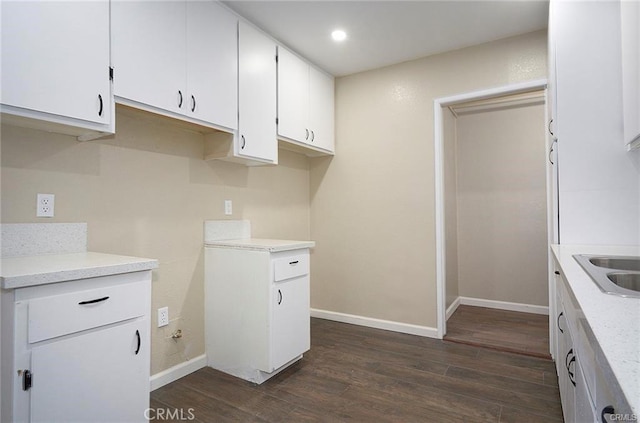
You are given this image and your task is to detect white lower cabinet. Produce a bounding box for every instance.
[1,271,151,423]
[30,319,149,423]
[205,246,310,383]
[552,265,622,423]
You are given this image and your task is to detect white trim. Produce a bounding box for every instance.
[149,354,207,391]
[458,297,549,315]
[445,296,461,321]
[433,79,549,339]
[311,308,439,339]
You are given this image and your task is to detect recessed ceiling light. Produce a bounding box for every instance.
[331,29,347,42]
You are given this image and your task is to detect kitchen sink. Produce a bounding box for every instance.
[588,256,640,271]
[607,272,640,292]
[573,255,640,298]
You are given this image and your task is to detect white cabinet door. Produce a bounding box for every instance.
[186,1,237,130]
[238,22,277,163]
[621,0,640,148]
[1,0,110,124]
[30,319,149,423]
[574,360,597,423]
[277,48,310,143]
[112,1,187,115]
[309,66,335,152]
[271,277,310,372]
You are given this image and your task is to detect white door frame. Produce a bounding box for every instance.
[433,78,549,339]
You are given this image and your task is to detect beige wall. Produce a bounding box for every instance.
[455,100,548,306]
[310,30,547,328]
[0,108,310,375]
[443,107,459,309]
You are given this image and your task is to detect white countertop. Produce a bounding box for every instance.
[0,252,158,289]
[551,244,640,414]
[204,238,315,252]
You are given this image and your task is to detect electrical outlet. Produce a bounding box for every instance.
[224,200,232,215]
[36,193,55,218]
[158,307,169,327]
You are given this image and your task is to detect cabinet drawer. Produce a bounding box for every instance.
[274,253,309,282]
[28,281,148,343]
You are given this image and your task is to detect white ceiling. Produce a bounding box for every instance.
[223,0,549,77]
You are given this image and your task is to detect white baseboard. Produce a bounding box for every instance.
[458,296,548,315]
[150,354,207,391]
[311,308,439,339]
[445,296,461,321]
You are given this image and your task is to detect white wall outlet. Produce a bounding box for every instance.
[36,193,55,217]
[224,200,233,216]
[158,307,169,327]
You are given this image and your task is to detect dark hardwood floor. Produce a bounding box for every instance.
[150,318,561,422]
[444,305,551,359]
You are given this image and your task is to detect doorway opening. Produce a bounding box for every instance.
[434,80,557,357]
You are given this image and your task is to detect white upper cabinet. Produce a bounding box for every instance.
[308,66,335,153]
[621,0,640,150]
[277,48,310,144]
[236,21,278,164]
[187,1,238,130]
[112,1,186,116]
[0,0,113,139]
[277,46,335,155]
[111,0,237,132]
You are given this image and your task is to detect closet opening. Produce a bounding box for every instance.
[434,80,556,358]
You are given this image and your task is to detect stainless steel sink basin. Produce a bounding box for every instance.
[589,256,640,271]
[607,272,640,292]
[573,254,640,298]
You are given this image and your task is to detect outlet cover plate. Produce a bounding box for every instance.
[36,193,55,218]
[158,307,169,327]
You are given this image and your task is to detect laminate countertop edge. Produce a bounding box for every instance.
[204,238,315,252]
[0,252,158,290]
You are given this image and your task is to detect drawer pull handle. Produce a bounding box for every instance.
[289,260,299,265]
[135,330,141,355]
[601,405,614,423]
[557,312,564,333]
[278,289,282,305]
[78,296,110,305]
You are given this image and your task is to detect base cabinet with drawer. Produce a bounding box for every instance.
[204,244,311,384]
[552,263,631,423]
[1,271,152,423]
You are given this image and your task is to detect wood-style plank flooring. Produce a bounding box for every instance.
[445,305,551,359]
[150,318,561,422]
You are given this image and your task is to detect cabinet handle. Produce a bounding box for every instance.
[549,139,557,165]
[554,270,560,275]
[178,90,183,108]
[23,370,32,391]
[78,296,109,305]
[311,130,315,142]
[566,349,576,387]
[601,405,615,423]
[135,329,141,355]
[548,118,554,136]
[191,95,196,112]
[278,289,282,305]
[305,129,309,140]
[557,312,564,333]
[289,260,299,265]
[98,94,103,117]
[241,135,246,150]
